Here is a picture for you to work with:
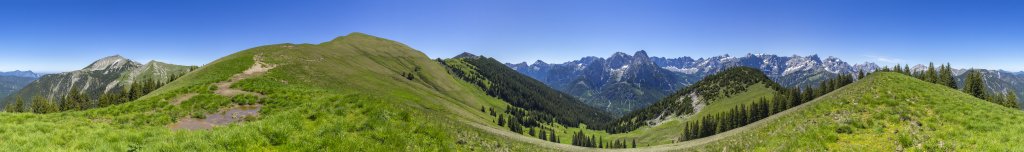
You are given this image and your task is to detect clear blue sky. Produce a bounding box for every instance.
[1,0,1023,73]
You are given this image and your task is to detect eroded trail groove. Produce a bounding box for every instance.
[169,55,275,131]
[214,54,275,97]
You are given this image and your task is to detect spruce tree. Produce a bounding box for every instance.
[943,63,957,89]
[963,69,986,99]
[937,64,951,89]
[926,62,938,83]
[858,69,865,80]
[497,114,506,126]
[1006,89,1018,108]
[904,64,910,75]
[31,96,58,114]
[11,96,24,112]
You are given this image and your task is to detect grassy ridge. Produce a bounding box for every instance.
[0,33,551,151]
[687,72,1024,151]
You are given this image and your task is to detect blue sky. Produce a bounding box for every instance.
[1,0,1023,73]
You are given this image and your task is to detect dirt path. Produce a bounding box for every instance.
[169,55,274,130]
[169,93,197,105]
[213,55,275,97]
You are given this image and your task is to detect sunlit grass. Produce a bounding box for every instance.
[0,33,551,151]
[686,72,1024,151]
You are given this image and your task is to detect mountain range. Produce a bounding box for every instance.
[507,51,879,115]
[509,51,1024,114]
[1,55,195,105]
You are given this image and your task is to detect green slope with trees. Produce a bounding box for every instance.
[441,55,613,128]
[685,72,1024,151]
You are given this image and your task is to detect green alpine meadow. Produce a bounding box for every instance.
[3,1,1024,151]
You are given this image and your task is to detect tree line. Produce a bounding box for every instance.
[881,62,1018,108]
[5,74,184,113]
[484,105,562,143]
[607,67,786,134]
[679,73,856,141]
[570,130,637,148]
[441,57,613,128]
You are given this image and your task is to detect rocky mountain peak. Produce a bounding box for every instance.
[532,60,548,66]
[632,50,652,64]
[806,54,821,62]
[454,52,480,59]
[610,51,626,57]
[84,55,141,71]
[633,50,649,58]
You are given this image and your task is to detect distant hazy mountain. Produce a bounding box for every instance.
[2,55,196,105]
[0,70,39,99]
[0,70,40,78]
[508,51,879,115]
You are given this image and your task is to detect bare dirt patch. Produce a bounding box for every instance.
[170,55,275,130]
[213,54,275,97]
[169,104,263,131]
[169,93,197,105]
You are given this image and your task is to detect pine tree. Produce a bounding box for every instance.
[7,96,25,112]
[552,129,561,142]
[937,64,949,88]
[926,62,938,83]
[632,139,637,148]
[31,96,58,114]
[3,100,14,112]
[942,63,957,89]
[539,129,547,141]
[857,69,865,80]
[497,114,506,127]
[963,69,986,99]
[529,127,536,137]
[903,64,910,75]
[1006,89,1018,108]
[894,64,903,73]
[488,107,496,116]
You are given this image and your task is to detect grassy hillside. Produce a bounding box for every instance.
[685,72,1024,151]
[442,56,613,127]
[542,83,779,146]
[0,33,554,151]
[507,67,790,147]
[609,67,783,133]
